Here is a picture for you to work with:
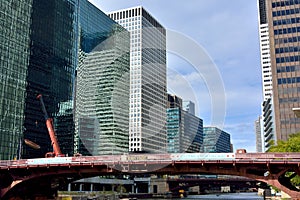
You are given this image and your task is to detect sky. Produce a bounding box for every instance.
[89,0,262,152]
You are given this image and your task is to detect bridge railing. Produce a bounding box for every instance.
[1,153,300,169]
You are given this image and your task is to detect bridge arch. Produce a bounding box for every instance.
[1,153,300,199]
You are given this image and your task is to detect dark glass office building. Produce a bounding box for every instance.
[0,0,77,159]
[0,1,32,160]
[203,127,231,153]
[0,0,129,159]
[166,94,203,153]
[21,0,78,158]
[183,111,203,153]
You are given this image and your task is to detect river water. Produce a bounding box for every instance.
[171,193,264,200]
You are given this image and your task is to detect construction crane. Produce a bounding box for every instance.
[37,94,64,157]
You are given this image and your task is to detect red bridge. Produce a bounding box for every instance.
[1,152,300,199]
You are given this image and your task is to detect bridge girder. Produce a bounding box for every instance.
[1,159,300,199]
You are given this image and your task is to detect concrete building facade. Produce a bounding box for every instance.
[108,7,167,153]
[258,0,300,141]
[255,116,263,152]
[257,0,276,151]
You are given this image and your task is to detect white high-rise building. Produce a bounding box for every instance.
[108,6,167,153]
[259,23,273,100]
[257,0,276,151]
[183,100,195,115]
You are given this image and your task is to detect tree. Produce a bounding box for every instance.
[267,132,300,186]
[267,132,300,153]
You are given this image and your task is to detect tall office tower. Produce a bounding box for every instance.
[166,94,203,153]
[258,0,273,99]
[167,94,183,153]
[168,94,183,108]
[21,0,78,159]
[183,100,195,115]
[255,116,263,152]
[0,1,32,160]
[259,0,300,141]
[1,0,130,159]
[0,0,78,159]
[203,127,231,153]
[182,111,203,153]
[74,0,130,155]
[108,7,167,153]
[167,108,182,153]
[257,0,276,151]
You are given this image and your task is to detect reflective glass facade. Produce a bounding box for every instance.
[167,108,182,153]
[0,0,32,160]
[22,0,77,158]
[203,127,231,153]
[1,0,78,159]
[182,111,203,153]
[74,0,130,155]
[0,0,130,159]
[166,94,203,153]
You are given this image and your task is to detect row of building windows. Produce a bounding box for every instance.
[272,0,300,8]
[274,26,300,35]
[108,8,141,20]
[279,97,300,103]
[117,17,141,25]
[273,17,300,26]
[272,7,300,17]
[277,65,299,73]
[276,46,300,54]
[277,76,300,84]
[275,35,300,44]
[276,55,300,63]
[278,86,300,95]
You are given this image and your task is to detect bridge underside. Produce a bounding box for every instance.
[1,161,300,199]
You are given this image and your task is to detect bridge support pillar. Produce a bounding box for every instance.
[264,179,300,200]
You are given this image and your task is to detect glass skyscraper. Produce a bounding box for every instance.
[0,0,130,159]
[108,7,167,153]
[74,0,130,155]
[0,1,32,160]
[167,108,182,153]
[167,94,203,153]
[182,111,203,153]
[0,0,77,159]
[203,127,231,153]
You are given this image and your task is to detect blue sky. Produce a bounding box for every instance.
[89,0,262,152]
